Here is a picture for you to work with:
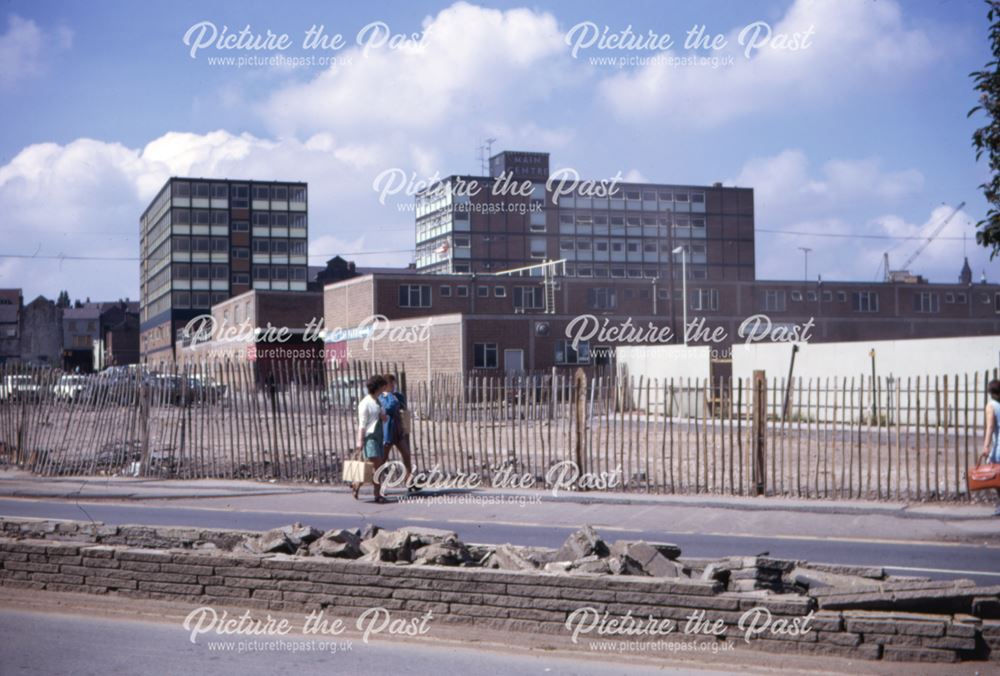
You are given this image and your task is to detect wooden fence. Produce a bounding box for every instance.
[0,361,996,501]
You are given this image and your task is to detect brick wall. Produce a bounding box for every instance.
[0,518,996,664]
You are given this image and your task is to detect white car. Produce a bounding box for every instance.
[53,374,87,401]
[0,375,42,402]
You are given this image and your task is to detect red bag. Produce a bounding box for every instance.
[968,462,1000,492]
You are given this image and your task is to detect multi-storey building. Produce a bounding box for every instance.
[415,151,754,282]
[139,178,308,363]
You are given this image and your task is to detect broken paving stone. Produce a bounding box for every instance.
[646,542,682,560]
[361,523,382,541]
[309,529,363,558]
[610,540,684,578]
[243,527,296,554]
[398,526,458,547]
[573,558,611,574]
[282,523,322,548]
[360,530,413,563]
[486,543,539,571]
[412,542,470,566]
[555,526,609,562]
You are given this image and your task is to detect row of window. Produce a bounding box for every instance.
[172,182,306,204]
[400,284,1000,315]
[560,240,706,255]
[172,291,229,310]
[558,214,706,228]
[473,341,591,369]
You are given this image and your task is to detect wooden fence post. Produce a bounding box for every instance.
[574,368,587,481]
[753,369,767,495]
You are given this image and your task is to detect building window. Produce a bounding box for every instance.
[790,291,802,302]
[822,291,833,302]
[456,285,469,297]
[477,286,489,298]
[555,340,590,365]
[691,192,705,204]
[560,240,575,252]
[853,291,879,313]
[806,291,817,302]
[576,240,592,251]
[231,273,249,285]
[513,286,544,310]
[956,292,967,303]
[762,290,786,312]
[588,287,616,310]
[232,221,249,232]
[440,285,452,298]
[690,289,719,311]
[530,237,547,259]
[231,185,249,208]
[494,286,507,298]
[913,292,939,313]
[399,284,431,308]
[944,293,955,304]
[837,291,847,302]
[474,343,498,369]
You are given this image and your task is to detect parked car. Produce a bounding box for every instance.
[53,374,87,401]
[0,375,42,403]
[320,377,364,410]
[187,374,227,404]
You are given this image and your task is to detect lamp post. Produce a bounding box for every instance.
[672,246,687,346]
[798,246,812,282]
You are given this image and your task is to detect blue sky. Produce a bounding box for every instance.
[0,0,996,301]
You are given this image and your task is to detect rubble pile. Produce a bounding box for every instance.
[236,523,1000,616]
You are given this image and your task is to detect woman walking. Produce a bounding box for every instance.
[980,379,1000,516]
[354,374,389,504]
[379,373,416,492]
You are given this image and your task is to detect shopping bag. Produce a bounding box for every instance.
[342,457,374,483]
[968,462,1000,492]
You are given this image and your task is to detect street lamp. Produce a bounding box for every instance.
[672,246,687,346]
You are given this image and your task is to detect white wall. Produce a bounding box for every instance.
[731,335,1000,382]
[615,345,713,416]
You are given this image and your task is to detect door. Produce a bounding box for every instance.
[504,349,524,374]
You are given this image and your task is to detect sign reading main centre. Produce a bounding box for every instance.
[491,151,550,181]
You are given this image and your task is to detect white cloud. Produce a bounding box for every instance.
[0,14,72,87]
[260,2,572,137]
[731,149,924,212]
[0,130,417,301]
[598,0,934,126]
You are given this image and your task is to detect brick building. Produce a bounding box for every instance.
[415,151,753,283]
[321,269,1000,380]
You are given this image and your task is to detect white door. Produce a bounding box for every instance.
[504,349,524,374]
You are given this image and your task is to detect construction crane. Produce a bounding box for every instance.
[882,201,965,282]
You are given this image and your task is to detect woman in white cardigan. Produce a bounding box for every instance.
[354,374,389,503]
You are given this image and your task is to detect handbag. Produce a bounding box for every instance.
[968,461,1000,492]
[342,451,374,484]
